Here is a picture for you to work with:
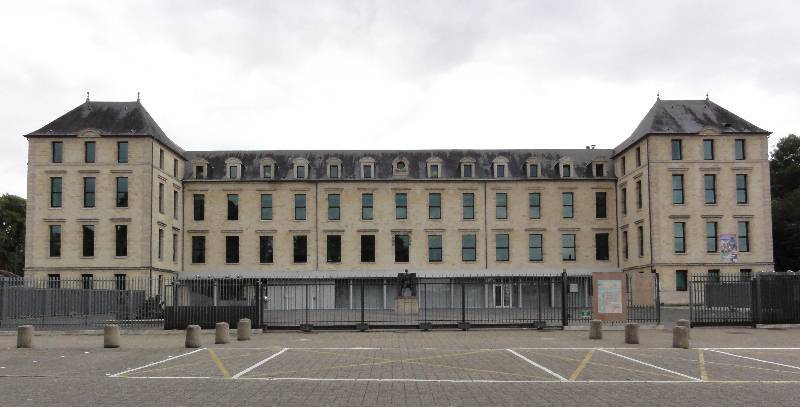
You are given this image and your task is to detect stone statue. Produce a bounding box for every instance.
[397,270,417,298]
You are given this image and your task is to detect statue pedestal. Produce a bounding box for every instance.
[394,297,419,315]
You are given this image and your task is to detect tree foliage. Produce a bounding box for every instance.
[0,194,25,275]
[771,134,800,271]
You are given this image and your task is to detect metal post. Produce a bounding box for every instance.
[561,270,568,327]
[458,281,469,330]
[357,280,367,331]
[655,272,661,325]
[750,274,758,328]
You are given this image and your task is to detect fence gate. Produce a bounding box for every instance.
[689,273,753,327]
[164,278,263,329]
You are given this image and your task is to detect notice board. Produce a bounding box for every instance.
[592,272,628,321]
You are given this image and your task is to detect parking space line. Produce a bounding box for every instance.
[208,349,231,379]
[109,348,207,378]
[506,349,568,382]
[569,350,594,381]
[708,349,800,371]
[598,349,702,382]
[231,348,288,379]
[698,350,709,381]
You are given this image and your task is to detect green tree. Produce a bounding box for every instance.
[771,134,800,271]
[0,194,26,275]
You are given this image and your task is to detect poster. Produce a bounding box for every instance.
[597,280,623,314]
[720,234,738,263]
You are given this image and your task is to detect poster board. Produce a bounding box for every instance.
[629,272,655,306]
[591,272,628,322]
[720,234,738,263]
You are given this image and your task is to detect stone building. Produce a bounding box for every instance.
[22,97,773,304]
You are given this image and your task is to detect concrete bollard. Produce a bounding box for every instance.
[215,322,230,344]
[589,320,602,340]
[237,318,252,341]
[185,325,201,348]
[673,326,690,349]
[624,323,639,344]
[17,325,33,348]
[677,319,691,339]
[104,324,121,348]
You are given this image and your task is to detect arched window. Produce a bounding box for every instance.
[459,157,476,178]
[292,157,310,179]
[492,156,510,178]
[326,157,342,179]
[426,156,444,178]
[224,157,242,180]
[260,157,276,179]
[525,157,539,178]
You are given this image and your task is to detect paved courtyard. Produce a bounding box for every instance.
[0,327,799,406]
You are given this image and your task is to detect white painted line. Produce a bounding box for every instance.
[232,348,288,379]
[109,348,207,378]
[115,376,212,379]
[702,348,800,351]
[708,349,800,371]
[506,349,568,382]
[289,347,381,350]
[238,377,705,384]
[598,349,702,382]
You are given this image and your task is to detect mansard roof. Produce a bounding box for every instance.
[25,100,185,158]
[184,149,614,181]
[613,99,768,156]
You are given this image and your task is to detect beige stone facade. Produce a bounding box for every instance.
[23,99,774,304]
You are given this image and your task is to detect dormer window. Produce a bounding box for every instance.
[359,157,376,179]
[430,164,439,178]
[326,158,342,179]
[557,158,574,178]
[525,157,539,178]
[291,157,310,179]
[296,166,306,179]
[594,163,605,177]
[224,157,242,180]
[492,156,510,178]
[460,157,476,178]
[392,157,409,177]
[263,164,272,178]
[192,158,209,180]
[260,157,276,179]
[562,165,571,178]
[426,157,444,179]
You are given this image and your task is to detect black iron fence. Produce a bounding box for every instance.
[0,272,660,330]
[689,272,800,327]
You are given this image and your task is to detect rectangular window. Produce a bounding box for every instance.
[158,183,164,213]
[52,141,63,163]
[740,269,752,281]
[671,139,682,160]
[709,270,721,283]
[395,193,408,219]
[394,234,410,262]
[328,194,340,220]
[363,164,373,179]
[462,234,477,262]
[595,191,607,218]
[193,194,205,221]
[463,163,473,178]
[229,166,238,179]
[115,225,127,257]
[195,166,204,179]
[428,235,442,262]
[529,163,539,177]
[84,141,95,163]
[296,165,305,179]
[117,142,128,163]
[562,164,571,177]
[50,177,62,208]
[562,234,576,261]
[674,222,686,253]
[361,235,375,262]
[735,139,746,160]
[114,274,126,291]
[595,163,604,177]
[706,221,718,253]
[736,174,748,204]
[293,235,307,263]
[173,190,178,219]
[172,233,178,262]
[82,225,95,257]
[83,177,96,208]
[191,236,206,263]
[528,234,543,261]
[672,175,684,204]
[738,221,750,252]
[227,194,239,220]
[81,274,94,290]
[157,228,163,260]
[430,164,439,178]
[529,193,541,219]
[361,193,373,220]
[676,270,688,291]
[329,165,339,178]
[638,226,644,257]
[294,194,306,220]
[704,139,714,160]
[704,174,716,204]
[636,180,642,209]
[226,235,239,263]
[49,225,61,257]
[327,235,342,263]
[259,194,272,220]
[621,188,627,214]
[173,159,178,178]
[48,274,61,289]
[495,192,508,219]
[429,193,441,219]
[463,193,475,220]
[117,141,128,164]
[595,233,609,261]
[562,192,574,218]
[496,164,505,178]
[623,231,629,259]
[158,149,164,169]
[635,147,641,167]
[621,157,626,174]
[259,236,274,263]
[115,177,128,207]
[263,165,272,178]
[495,234,509,261]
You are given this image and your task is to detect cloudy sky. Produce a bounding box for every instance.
[1,0,798,197]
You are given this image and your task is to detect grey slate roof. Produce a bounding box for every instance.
[25,101,185,158]
[613,99,768,156]
[184,149,614,181]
